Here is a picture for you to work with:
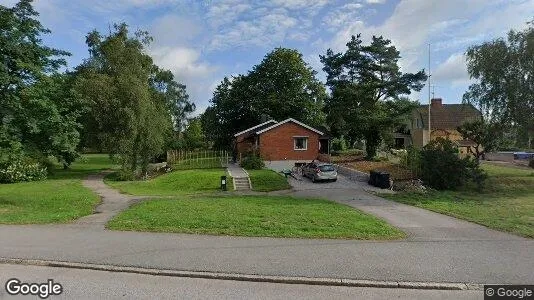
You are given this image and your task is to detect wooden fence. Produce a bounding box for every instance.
[167,150,230,169]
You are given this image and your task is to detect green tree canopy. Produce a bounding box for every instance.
[0,0,82,168]
[202,48,326,149]
[464,21,534,148]
[75,23,192,174]
[457,120,500,160]
[182,117,205,150]
[320,34,427,158]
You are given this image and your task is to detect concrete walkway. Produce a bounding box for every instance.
[287,174,524,241]
[74,172,148,228]
[227,163,251,190]
[227,163,249,178]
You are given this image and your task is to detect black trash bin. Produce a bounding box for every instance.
[376,171,391,189]
[220,175,227,191]
[368,170,379,186]
[369,170,390,189]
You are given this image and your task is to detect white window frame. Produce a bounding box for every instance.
[293,136,308,151]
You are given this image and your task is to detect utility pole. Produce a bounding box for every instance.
[427,43,432,145]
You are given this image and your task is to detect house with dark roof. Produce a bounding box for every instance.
[234,118,330,170]
[394,98,482,154]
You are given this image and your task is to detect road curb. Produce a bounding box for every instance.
[0,257,483,291]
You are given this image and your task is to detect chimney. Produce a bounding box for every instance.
[431,98,443,107]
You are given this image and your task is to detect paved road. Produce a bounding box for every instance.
[287,174,524,241]
[0,225,532,284]
[0,264,481,300]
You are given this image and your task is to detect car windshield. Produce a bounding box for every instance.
[319,165,335,172]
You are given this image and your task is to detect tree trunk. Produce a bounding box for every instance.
[130,134,140,173]
[364,130,381,160]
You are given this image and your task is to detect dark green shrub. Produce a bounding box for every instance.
[529,158,534,169]
[400,146,421,178]
[331,137,348,152]
[241,155,265,170]
[331,148,364,157]
[107,169,136,181]
[0,159,47,183]
[40,157,57,175]
[119,169,136,181]
[420,138,487,190]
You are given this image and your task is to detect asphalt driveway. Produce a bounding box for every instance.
[287,174,524,241]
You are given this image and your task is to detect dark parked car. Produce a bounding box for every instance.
[302,162,337,182]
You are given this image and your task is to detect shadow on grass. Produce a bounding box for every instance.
[46,154,119,181]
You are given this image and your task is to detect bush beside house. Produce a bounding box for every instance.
[241,155,265,170]
[419,138,487,190]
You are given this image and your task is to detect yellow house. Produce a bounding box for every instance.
[394,98,481,154]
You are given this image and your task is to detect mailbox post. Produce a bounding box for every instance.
[220,175,227,191]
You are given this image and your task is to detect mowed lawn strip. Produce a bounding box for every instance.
[248,169,291,192]
[108,195,405,239]
[383,163,534,238]
[0,154,116,224]
[105,169,232,196]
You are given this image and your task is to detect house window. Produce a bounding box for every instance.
[416,119,422,128]
[395,138,405,149]
[294,137,308,151]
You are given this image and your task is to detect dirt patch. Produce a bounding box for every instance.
[331,155,365,164]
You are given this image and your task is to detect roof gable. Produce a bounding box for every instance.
[417,104,481,130]
[255,118,324,135]
[234,120,277,137]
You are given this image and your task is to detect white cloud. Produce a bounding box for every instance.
[150,14,202,46]
[0,0,19,6]
[150,46,220,113]
[206,1,252,28]
[432,52,470,86]
[71,0,186,14]
[150,46,217,78]
[269,0,328,14]
[330,0,531,73]
[205,0,330,50]
[365,0,386,4]
[322,3,363,30]
[288,31,311,41]
[209,11,299,50]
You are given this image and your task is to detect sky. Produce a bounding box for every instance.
[2,0,534,114]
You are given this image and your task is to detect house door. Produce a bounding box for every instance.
[319,139,329,154]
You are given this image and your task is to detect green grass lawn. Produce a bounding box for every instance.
[0,154,116,224]
[108,195,404,239]
[247,169,291,192]
[105,169,232,196]
[383,163,534,238]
